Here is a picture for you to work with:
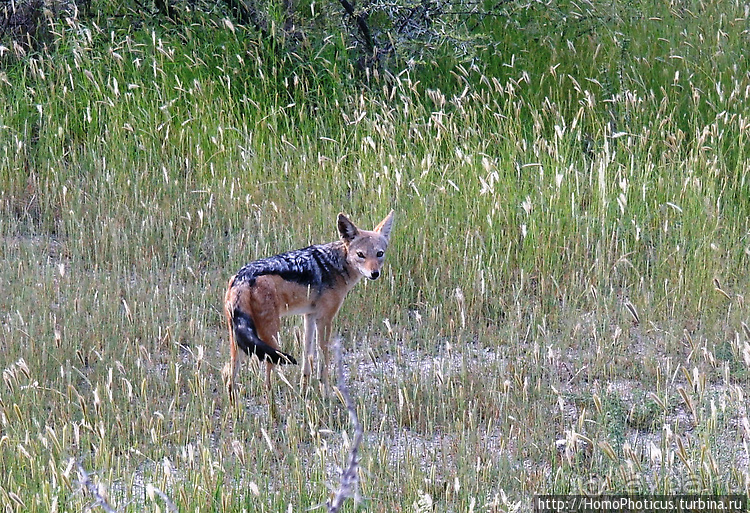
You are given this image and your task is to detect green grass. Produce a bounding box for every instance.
[1,0,749,510]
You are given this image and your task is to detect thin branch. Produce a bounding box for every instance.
[337,0,375,55]
[146,484,179,513]
[76,462,116,513]
[326,338,364,513]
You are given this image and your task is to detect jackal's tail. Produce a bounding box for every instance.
[232,309,297,365]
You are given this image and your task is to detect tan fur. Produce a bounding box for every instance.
[224,211,394,404]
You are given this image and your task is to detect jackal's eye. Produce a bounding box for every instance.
[356,251,365,259]
[376,251,384,258]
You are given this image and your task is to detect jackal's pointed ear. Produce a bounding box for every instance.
[337,213,359,243]
[374,210,394,242]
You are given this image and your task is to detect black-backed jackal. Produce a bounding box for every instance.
[224,211,394,403]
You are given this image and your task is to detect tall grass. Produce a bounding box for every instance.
[1,0,749,510]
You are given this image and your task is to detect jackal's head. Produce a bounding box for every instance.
[338,210,394,281]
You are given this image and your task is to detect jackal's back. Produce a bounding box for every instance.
[230,241,350,292]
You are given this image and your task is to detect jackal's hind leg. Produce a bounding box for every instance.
[265,360,281,419]
[301,314,317,392]
[226,346,246,403]
[223,311,244,405]
[316,320,333,397]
